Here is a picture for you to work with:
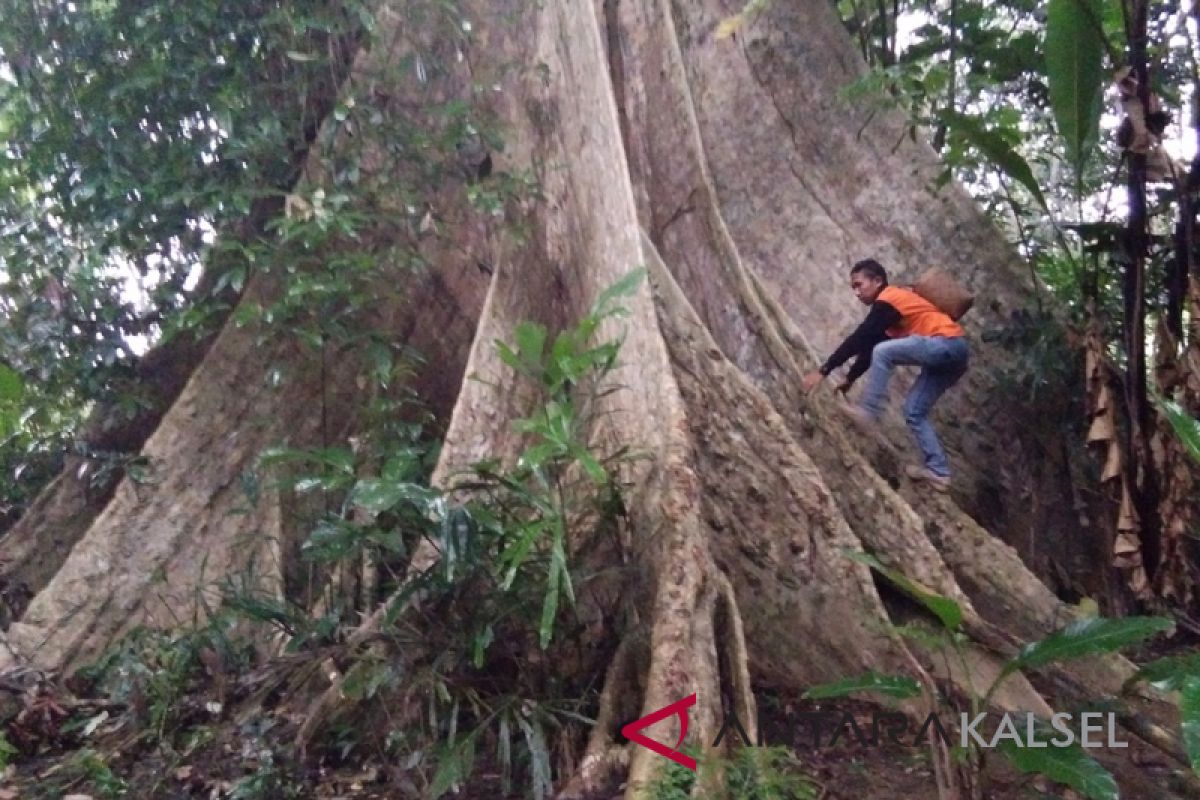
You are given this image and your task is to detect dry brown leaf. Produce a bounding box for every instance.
[1128,566,1151,597]
[1101,442,1122,482]
[1087,411,1115,443]
[1094,382,1112,415]
[1117,485,1139,531]
[1113,532,1142,555]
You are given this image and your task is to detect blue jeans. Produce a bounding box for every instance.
[860,336,969,477]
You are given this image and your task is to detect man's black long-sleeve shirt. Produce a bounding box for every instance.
[818,300,901,386]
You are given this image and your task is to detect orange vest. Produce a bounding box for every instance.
[878,286,963,339]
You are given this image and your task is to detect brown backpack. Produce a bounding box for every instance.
[913,268,974,321]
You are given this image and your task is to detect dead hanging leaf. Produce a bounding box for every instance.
[1087,412,1115,443]
[1127,565,1151,597]
[1117,484,1139,531]
[1101,442,1121,482]
[1085,322,1153,596]
[1113,533,1142,555]
[1094,382,1112,414]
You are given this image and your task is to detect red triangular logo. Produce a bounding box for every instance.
[620,693,698,771]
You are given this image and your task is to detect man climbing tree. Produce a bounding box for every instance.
[803,259,969,491]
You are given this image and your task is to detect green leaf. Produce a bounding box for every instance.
[939,110,1049,213]
[571,444,607,484]
[0,731,17,771]
[350,478,433,515]
[258,446,355,475]
[539,552,562,649]
[1127,652,1200,692]
[430,732,478,799]
[591,267,646,317]
[1004,616,1173,678]
[1158,398,1200,465]
[843,550,963,631]
[0,364,23,401]
[514,321,548,368]
[519,717,553,800]
[1183,677,1200,774]
[496,340,522,371]
[471,624,494,668]
[998,734,1118,800]
[1044,0,1105,184]
[802,671,922,700]
[499,520,547,589]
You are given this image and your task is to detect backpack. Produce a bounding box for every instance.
[913,268,974,321]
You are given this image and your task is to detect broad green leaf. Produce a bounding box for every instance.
[0,731,18,771]
[350,478,433,515]
[341,658,397,701]
[844,550,963,631]
[591,267,646,317]
[430,732,478,799]
[998,734,1118,800]
[553,531,574,605]
[803,671,922,700]
[1182,678,1200,774]
[0,364,23,401]
[471,624,494,668]
[940,110,1049,212]
[1128,652,1200,692]
[571,444,607,484]
[1158,398,1200,465]
[495,340,522,372]
[499,520,547,589]
[258,446,355,475]
[1045,0,1105,184]
[514,321,548,368]
[1004,616,1173,678]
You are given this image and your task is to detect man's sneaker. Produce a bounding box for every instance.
[905,464,951,493]
[837,402,877,436]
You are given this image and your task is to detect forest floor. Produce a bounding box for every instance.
[2,626,1195,800]
[5,677,1181,800]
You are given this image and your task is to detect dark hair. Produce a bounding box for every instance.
[851,258,888,285]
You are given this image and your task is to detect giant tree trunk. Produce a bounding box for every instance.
[0,0,1183,797]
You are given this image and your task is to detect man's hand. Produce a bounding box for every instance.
[801,371,824,394]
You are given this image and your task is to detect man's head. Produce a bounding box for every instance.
[850,259,888,305]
